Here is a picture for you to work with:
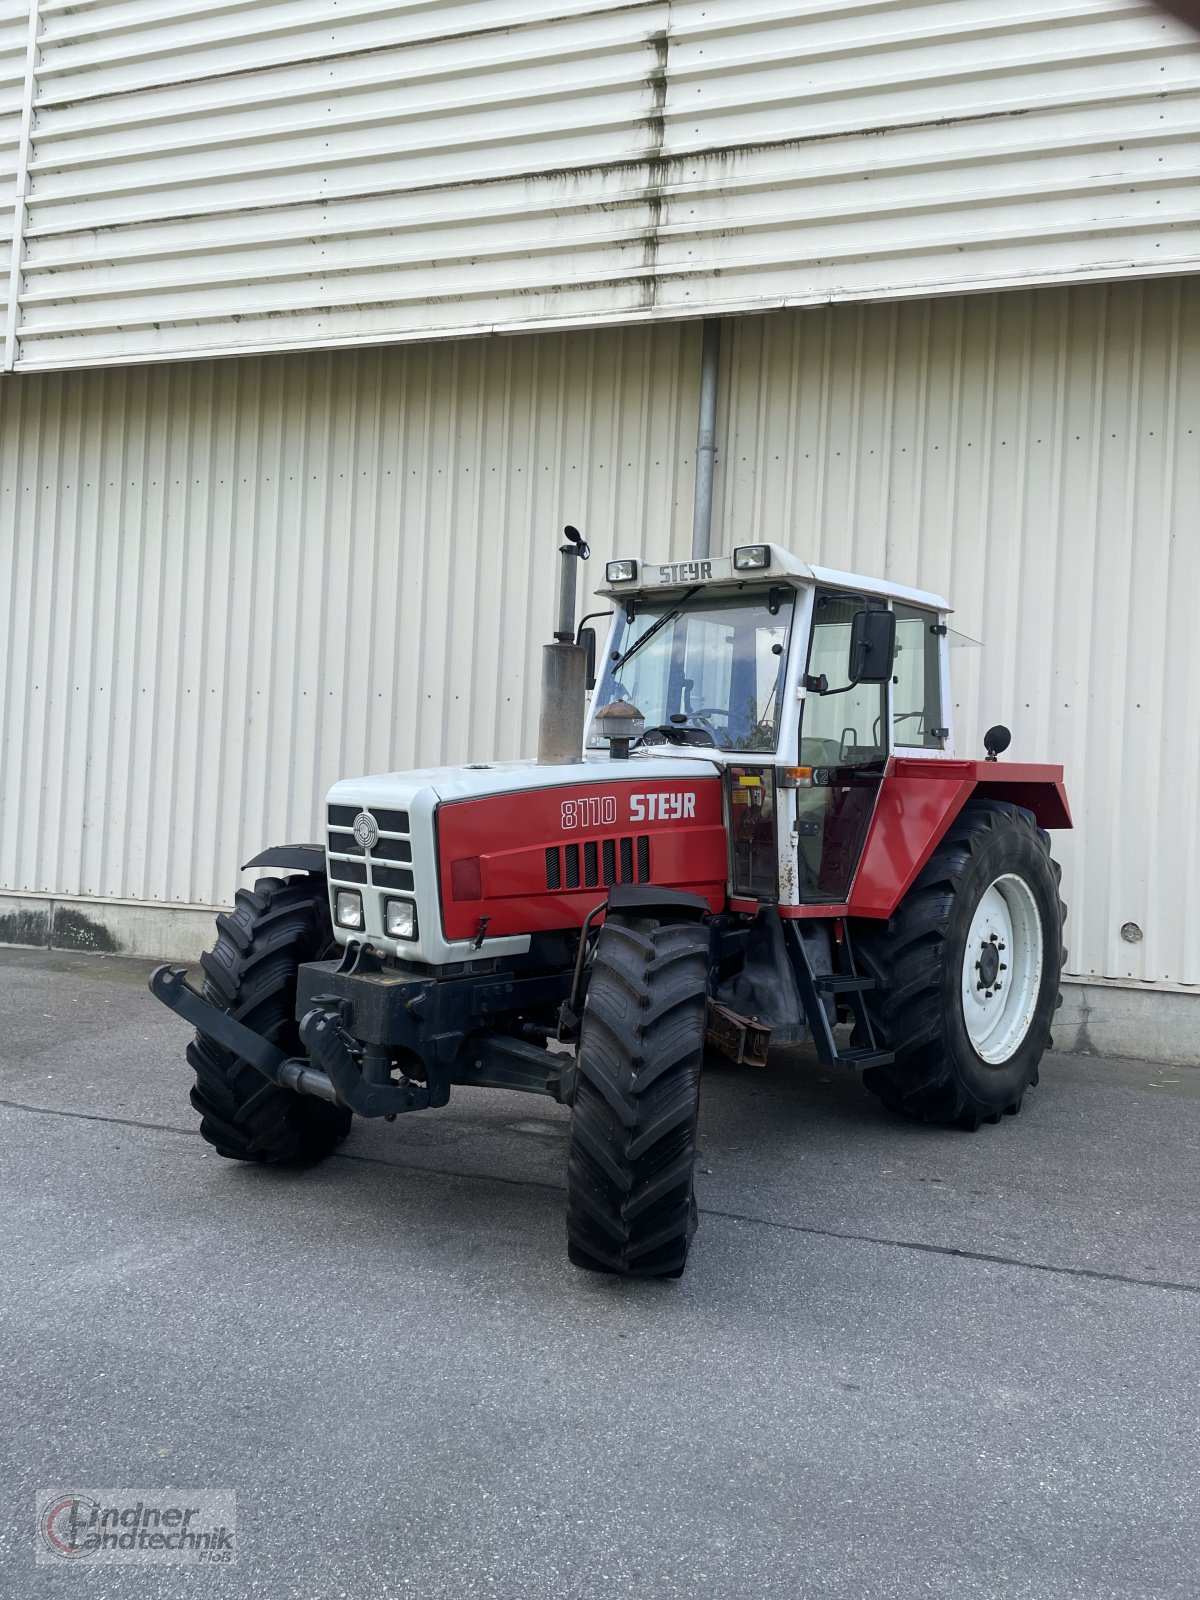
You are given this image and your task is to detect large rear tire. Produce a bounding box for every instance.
[566,912,708,1278]
[187,874,353,1162]
[851,800,1065,1129]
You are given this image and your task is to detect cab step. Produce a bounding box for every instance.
[782,922,893,1072]
[835,1045,895,1069]
[813,973,875,994]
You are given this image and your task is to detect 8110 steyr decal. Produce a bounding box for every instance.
[559,792,699,829]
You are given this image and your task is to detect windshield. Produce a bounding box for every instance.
[588,589,795,753]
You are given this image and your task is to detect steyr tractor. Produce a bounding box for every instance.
[151,532,1069,1279]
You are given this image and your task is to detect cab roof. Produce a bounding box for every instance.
[596,543,950,612]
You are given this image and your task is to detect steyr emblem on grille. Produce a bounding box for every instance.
[352,811,379,850]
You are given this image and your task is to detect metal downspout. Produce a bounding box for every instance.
[691,318,722,560]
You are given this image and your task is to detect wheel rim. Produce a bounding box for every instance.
[960,872,1044,1065]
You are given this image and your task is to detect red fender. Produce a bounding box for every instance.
[848,759,1072,920]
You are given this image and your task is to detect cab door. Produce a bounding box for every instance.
[794,591,890,902]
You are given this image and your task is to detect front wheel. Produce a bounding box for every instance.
[851,801,1065,1129]
[566,911,708,1278]
[187,874,353,1162]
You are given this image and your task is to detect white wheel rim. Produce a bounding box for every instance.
[960,873,1044,1065]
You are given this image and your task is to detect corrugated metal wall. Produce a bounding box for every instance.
[1,278,1196,988]
[1,0,1196,368]
[0,1,28,299]
[718,276,1200,988]
[0,321,701,908]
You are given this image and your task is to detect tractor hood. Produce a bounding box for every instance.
[324,755,728,965]
[327,754,719,810]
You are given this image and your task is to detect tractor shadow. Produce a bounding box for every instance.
[699,1037,908,1148]
[208,1041,1028,1292]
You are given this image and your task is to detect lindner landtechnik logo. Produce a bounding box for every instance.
[36,1490,236,1564]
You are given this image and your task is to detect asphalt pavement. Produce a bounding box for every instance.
[0,946,1197,1600]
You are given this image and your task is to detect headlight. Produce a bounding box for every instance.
[605,559,638,583]
[734,545,770,571]
[385,899,417,940]
[334,889,363,930]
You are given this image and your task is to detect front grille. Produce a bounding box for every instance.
[373,865,414,891]
[327,803,410,833]
[371,808,410,833]
[545,834,651,892]
[327,829,364,857]
[326,804,413,893]
[372,837,412,863]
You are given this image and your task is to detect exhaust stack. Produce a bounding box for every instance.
[538,526,589,765]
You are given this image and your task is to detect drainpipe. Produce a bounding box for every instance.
[690,318,722,560]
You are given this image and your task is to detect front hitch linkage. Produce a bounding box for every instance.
[148,965,427,1117]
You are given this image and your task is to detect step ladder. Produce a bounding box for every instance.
[783,922,894,1070]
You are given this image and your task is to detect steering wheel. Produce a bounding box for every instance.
[640,723,718,749]
[687,708,735,749]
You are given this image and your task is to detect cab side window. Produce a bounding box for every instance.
[892,604,944,749]
[795,591,889,902]
[801,593,887,769]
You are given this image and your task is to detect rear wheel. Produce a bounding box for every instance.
[188,874,353,1162]
[566,912,708,1278]
[851,801,1065,1129]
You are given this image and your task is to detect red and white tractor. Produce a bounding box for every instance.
[151,531,1069,1278]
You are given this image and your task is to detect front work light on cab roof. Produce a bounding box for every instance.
[734,545,771,570]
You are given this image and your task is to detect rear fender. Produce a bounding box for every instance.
[848,760,1071,919]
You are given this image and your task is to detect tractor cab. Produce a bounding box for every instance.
[588,545,951,907]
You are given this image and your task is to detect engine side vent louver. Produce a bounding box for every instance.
[544,836,651,891]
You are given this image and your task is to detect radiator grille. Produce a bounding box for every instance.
[545,835,651,892]
[326,804,413,890]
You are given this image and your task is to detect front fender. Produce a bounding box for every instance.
[241,843,326,875]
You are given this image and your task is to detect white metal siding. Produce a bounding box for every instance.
[1,281,1196,986]
[0,0,28,286]
[4,0,1198,369]
[718,276,1200,988]
[0,321,701,906]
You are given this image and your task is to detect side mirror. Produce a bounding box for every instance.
[578,625,598,691]
[848,608,896,685]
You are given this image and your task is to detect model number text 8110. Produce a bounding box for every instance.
[560,796,618,830]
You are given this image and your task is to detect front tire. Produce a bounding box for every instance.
[566,912,708,1278]
[851,801,1065,1129]
[188,874,353,1162]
